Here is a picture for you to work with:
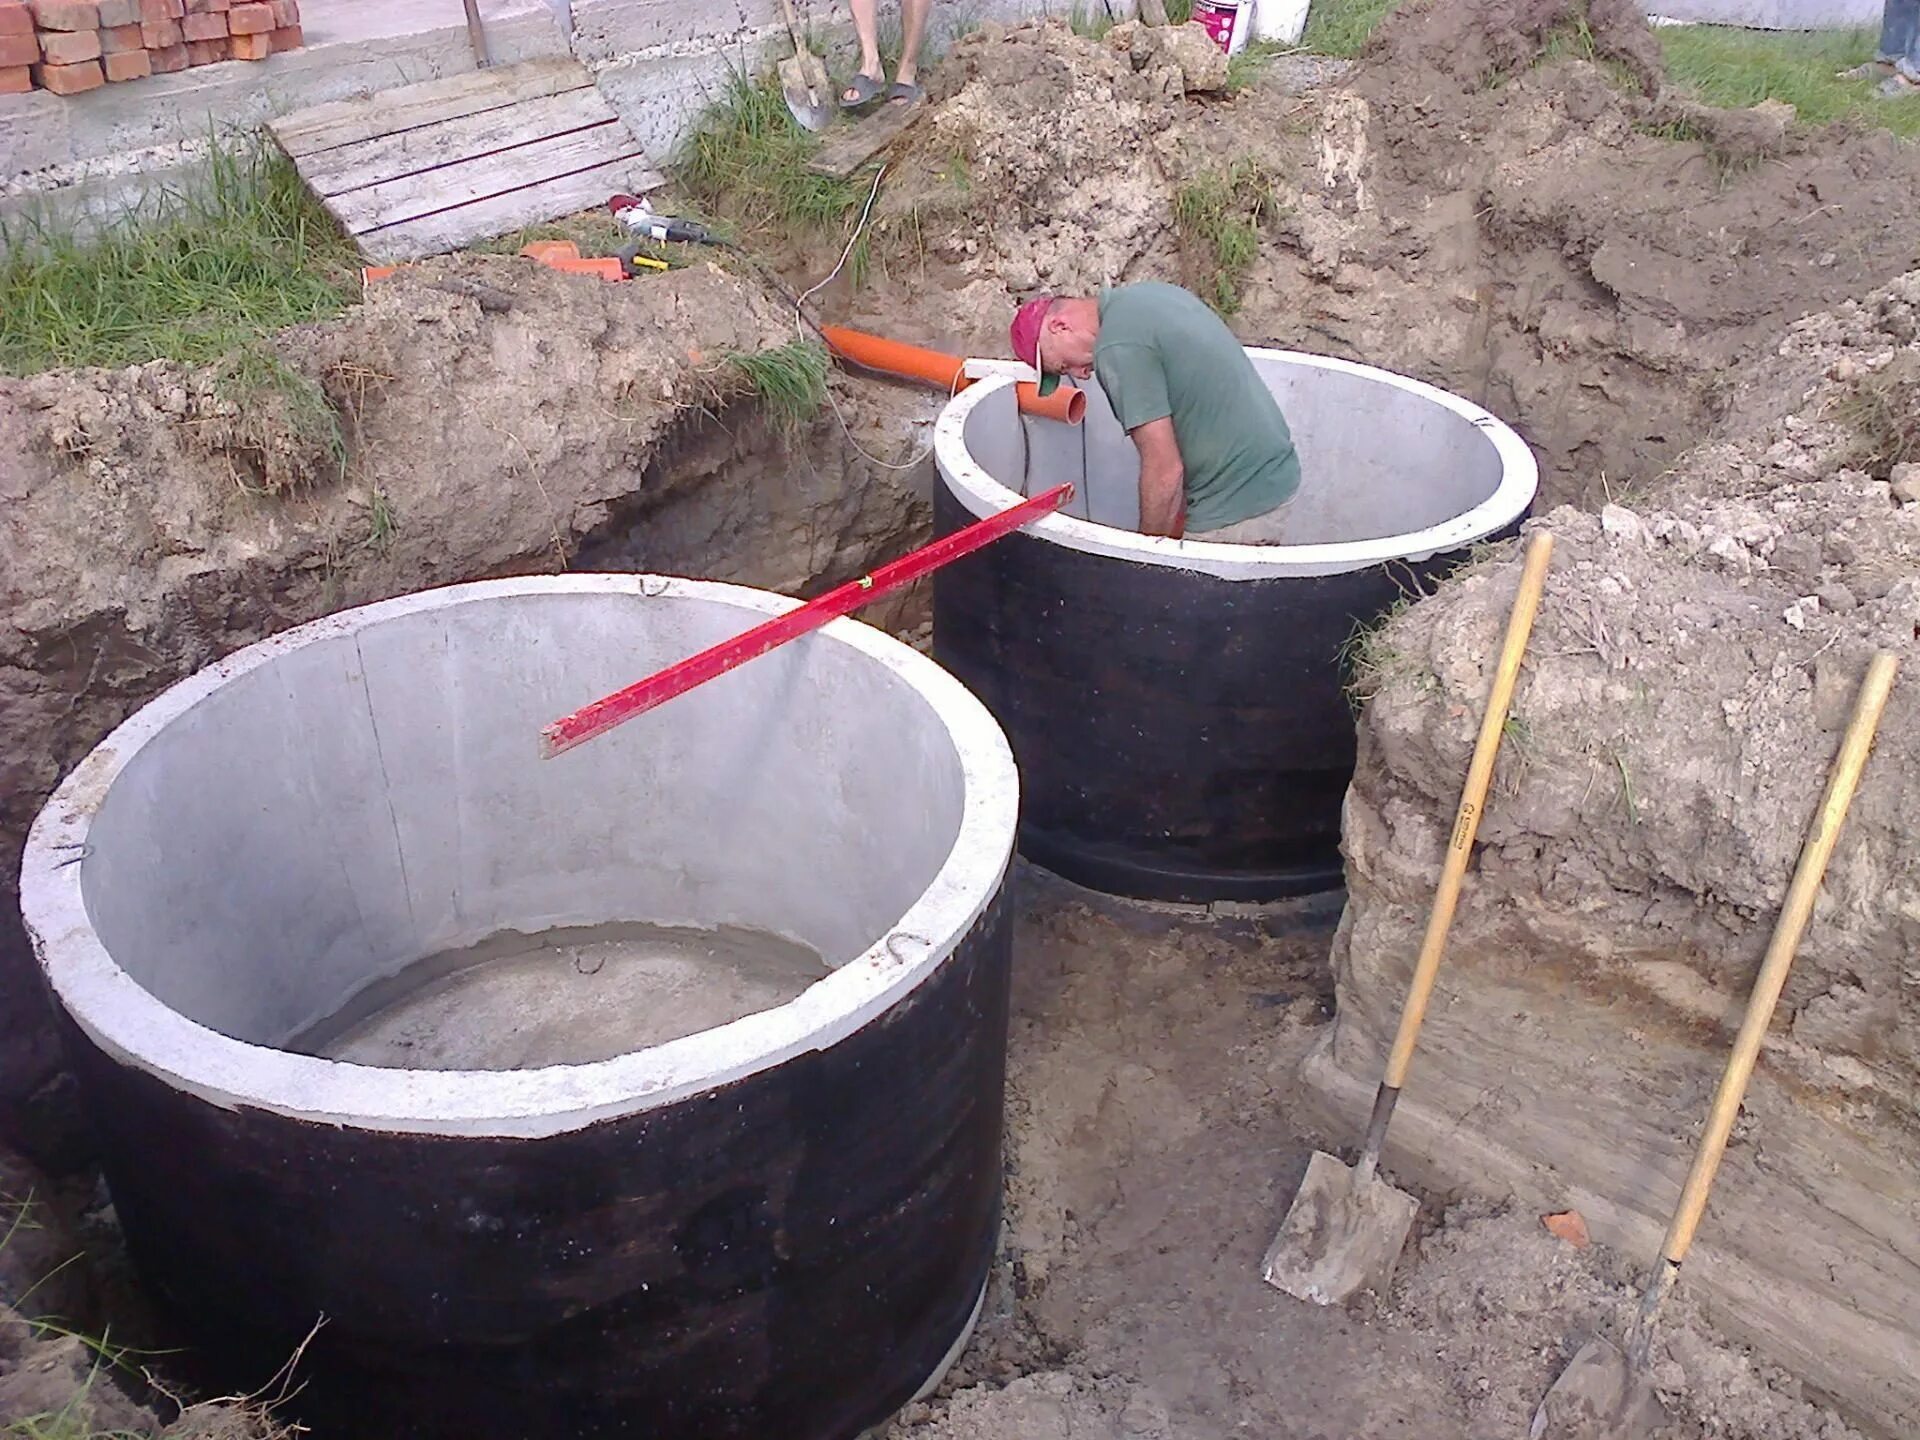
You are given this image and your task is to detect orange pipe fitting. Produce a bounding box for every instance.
[819,325,1088,426]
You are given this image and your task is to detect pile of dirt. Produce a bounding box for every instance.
[822,6,1920,510]
[882,877,1869,1440]
[1312,268,1920,1435]
[0,254,940,1163]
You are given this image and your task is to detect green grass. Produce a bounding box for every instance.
[727,339,830,433]
[0,140,358,377]
[677,68,866,237]
[1656,24,1920,137]
[1835,352,1920,478]
[212,343,347,491]
[1301,0,1399,56]
[1070,0,1118,40]
[1174,161,1280,315]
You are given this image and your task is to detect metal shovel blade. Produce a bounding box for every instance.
[1260,1150,1420,1305]
[780,52,835,132]
[1530,1338,1668,1440]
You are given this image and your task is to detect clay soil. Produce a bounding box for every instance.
[4,1,1918,1437]
[879,871,1867,1440]
[817,2,1920,513]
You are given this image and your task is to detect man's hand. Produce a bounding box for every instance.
[1130,417,1186,538]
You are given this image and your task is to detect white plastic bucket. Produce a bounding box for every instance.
[1192,0,1251,55]
[1253,0,1310,43]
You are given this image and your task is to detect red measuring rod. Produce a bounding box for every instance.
[540,483,1074,759]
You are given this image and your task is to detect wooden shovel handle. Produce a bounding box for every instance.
[1659,652,1898,1265]
[777,0,807,46]
[1381,529,1554,1090]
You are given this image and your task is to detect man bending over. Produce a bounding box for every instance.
[1009,281,1301,541]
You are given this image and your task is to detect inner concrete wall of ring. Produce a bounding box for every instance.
[0,0,1102,239]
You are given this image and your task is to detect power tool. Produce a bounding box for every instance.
[607,194,726,247]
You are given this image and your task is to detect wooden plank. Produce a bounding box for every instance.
[268,57,591,159]
[805,102,925,180]
[330,123,645,234]
[300,88,618,198]
[357,159,666,263]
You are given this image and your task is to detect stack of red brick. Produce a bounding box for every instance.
[2,0,303,96]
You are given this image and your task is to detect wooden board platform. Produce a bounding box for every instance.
[804,100,926,180]
[269,58,664,263]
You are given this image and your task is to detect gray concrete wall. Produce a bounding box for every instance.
[1643,0,1882,28]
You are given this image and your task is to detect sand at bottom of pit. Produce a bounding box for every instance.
[291,921,832,1070]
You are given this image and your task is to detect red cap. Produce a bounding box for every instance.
[1009,294,1063,396]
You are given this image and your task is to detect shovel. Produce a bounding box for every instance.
[1531,650,1897,1440]
[1262,528,1555,1305]
[776,0,835,133]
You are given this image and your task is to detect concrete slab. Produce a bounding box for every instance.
[1642,0,1881,27]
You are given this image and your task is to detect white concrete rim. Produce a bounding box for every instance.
[937,348,1540,580]
[20,576,1019,1140]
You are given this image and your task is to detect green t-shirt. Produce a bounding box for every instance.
[1093,282,1301,533]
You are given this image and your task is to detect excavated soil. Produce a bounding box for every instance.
[818,5,1920,511]
[1311,271,1920,1436]
[881,873,1868,1440]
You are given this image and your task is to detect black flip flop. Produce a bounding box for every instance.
[841,72,884,109]
[886,80,923,105]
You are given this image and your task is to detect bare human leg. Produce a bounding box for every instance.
[893,0,933,92]
[844,0,885,107]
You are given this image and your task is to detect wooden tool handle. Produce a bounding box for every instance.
[777,0,807,45]
[1659,652,1898,1265]
[1381,529,1555,1090]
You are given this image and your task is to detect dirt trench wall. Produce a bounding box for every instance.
[834,9,1920,518]
[1311,276,1920,1436]
[0,257,933,1166]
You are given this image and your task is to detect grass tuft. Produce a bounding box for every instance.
[677,69,866,237]
[1174,161,1280,315]
[210,344,347,491]
[0,140,358,377]
[1834,352,1920,479]
[1657,24,1920,138]
[1302,0,1399,56]
[473,210,633,259]
[727,339,830,434]
[1070,0,1118,40]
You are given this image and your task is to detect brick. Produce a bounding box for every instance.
[179,9,221,38]
[102,43,145,76]
[38,26,100,61]
[185,0,228,9]
[224,0,266,32]
[137,0,179,20]
[28,0,96,29]
[145,38,184,67]
[266,20,295,48]
[0,3,32,36]
[93,0,136,21]
[32,57,103,91]
[227,26,263,56]
[139,16,176,42]
[0,61,29,89]
[183,33,222,61]
[98,21,140,48]
[267,0,292,21]
[0,30,34,62]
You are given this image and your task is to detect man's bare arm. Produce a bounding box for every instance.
[1130,418,1185,537]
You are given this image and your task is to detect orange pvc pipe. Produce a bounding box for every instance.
[819,325,1087,425]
